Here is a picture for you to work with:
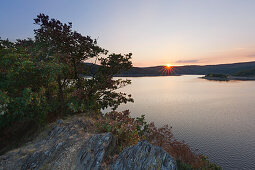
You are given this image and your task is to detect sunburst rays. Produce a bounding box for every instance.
[159,65,175,75]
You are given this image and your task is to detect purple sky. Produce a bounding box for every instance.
[1,0,255,66]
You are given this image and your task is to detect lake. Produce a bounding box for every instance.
[110,75,255,170]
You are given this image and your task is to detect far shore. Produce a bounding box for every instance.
[201,75,255,81]
[115,74,182,77]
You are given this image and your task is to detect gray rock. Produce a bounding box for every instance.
[77,133,116,170]
[56,119,64,125]
[0,116,177,170]
[0,116,94,170]
[112,140,176,170]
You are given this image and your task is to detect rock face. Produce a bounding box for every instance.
[112,140,176,170]
[0,117,176,170]
[0,116,96,170]
[77,133,115,170]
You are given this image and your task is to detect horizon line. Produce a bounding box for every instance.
[134,60,255,68]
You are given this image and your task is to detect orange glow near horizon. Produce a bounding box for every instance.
[160,64,175,75]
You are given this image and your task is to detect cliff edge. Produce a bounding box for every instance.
[0,116,176,170]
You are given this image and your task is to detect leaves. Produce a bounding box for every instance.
[0,14,133,129]
[96,110,144,150]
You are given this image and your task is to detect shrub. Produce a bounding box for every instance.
[147,123,221,169]
[96,110,148,150]
[96,110,222,169]
[147,123,202,168]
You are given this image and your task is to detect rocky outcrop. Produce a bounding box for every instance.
[112,140,176,170]
[0,117,176,170]
[0,117,93,170]
[77,133,115,170]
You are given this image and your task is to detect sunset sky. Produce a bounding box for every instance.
[1,0,255,66]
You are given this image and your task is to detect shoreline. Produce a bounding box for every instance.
[114,74,181,77]
[200,76,255,81]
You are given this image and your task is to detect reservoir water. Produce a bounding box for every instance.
[111,75,255,169]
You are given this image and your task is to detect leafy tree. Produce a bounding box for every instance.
[0,39,49,128]
[0,13,133,130]
[71,53,134,112]
[33,13,133,113]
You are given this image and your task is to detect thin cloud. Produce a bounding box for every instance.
[176,59,199,63]
[247,54,255,58]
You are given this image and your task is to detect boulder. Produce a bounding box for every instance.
[0,117,176,170]
[0,117,115,170]
[76,133,116,170]
[112,140,176,170]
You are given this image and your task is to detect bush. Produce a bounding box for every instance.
[96,110,148,150]
[96,110,222,169]
[147,123,221,169]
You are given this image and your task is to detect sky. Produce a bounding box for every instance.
[1,0,255,67]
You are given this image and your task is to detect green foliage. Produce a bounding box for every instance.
[205,73,229,79]
[0,40,49,129]
[32,14,133,113]
[176,157,222,170]
[199,156,222,170]
[0,14,133,131]
[135,114,149,136]
[96,110,145,150]
[176,159,193,170]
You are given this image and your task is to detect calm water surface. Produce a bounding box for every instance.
[112,75,255,170]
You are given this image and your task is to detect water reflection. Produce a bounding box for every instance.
[105,75,255,170]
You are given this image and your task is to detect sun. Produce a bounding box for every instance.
[166,64,171,68]
[159,63,175,75]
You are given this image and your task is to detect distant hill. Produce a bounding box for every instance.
[83,61,255,76]
[232,68,255,77]
[121,61,255,76]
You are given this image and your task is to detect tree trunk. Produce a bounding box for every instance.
[45,81,51,103]
[72,58,81,89]
[57,75,64,116]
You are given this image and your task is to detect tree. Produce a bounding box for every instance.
[33,13,133,113]
[0,38,50,128]
[0,14,134,130]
